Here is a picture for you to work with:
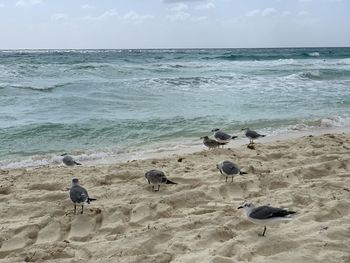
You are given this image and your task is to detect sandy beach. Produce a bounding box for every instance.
[1,132,350,263]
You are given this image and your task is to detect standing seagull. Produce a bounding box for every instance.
[216,160,247,182]
[211,128,238,147]
[145,169,177,191]
[69,178,96,214]
[242,128,266,144]
[238,202,296,236]
[62,154,81,166]
[200,136,223,149]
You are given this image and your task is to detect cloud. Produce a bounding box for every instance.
[121,11,154,21]
[82,10,153,23]
[166,11,207,22]
[298,10,309,16]
[163,0,204,3]
[261,8,277,16]
[195,2,215,10]
[168,3,188,11]
[166,11,191,21]
[245,9,260,17]
[51,13,68,21]
[192,16,207,22]
[83,9,118,20]
[0,3,5,8]
[16,0,42,7]
[81,4,93,9]
[245,8,277,17]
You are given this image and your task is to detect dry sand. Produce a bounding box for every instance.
[0,133,350,263]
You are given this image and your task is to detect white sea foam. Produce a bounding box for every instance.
[2,117,350,170]
[308,52,320,57]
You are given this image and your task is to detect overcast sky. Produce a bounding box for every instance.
[0,0,349,49]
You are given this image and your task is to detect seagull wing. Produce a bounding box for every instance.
[221,161,240,175]
[145,170,167,184]
[70,185,88,203]
[249,206,294,219]
[246,130,261,138]
[215,131,231,140]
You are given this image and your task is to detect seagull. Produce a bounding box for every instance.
[211,128,238,147]
[242,128,266,144]
[200,136,224,149]
[238,202,296,236]
[61,154,81,166]
[216,160,247,182]
[69,178,96,214]
[145,169,177,191]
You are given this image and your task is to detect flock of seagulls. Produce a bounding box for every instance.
[64,127,296,236]
[202,127,266,150]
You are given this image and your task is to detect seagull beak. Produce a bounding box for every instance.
[237,206,243,209]
[200,137,203,139]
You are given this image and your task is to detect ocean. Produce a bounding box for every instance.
[1,47,350,168]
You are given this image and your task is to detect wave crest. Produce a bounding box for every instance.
[2,82,73,92]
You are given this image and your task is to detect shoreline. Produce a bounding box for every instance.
[1,125,350,170]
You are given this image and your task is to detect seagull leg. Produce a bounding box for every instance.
[259,226,267,237]
[147,180,150,184]
[74,203,76,215]
[152,185,154,191]
[157,185,160,191]
[81,205,84,214]
[231,176,233,183]
[225,176,228,182]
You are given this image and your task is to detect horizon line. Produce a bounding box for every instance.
[0,46,349,51]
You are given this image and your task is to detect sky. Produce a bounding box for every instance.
[0,0,349,49]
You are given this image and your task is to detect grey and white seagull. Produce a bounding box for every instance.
[62,154,81,166]
[69,178,96,214]
[145,169,177,191]
[200,136,223,149]
[216,160,247,182]
[211,128,238,147]
[242,128,266,144]
[238,202,296,236]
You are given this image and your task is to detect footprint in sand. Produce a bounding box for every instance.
[67,212,103,241]
[0,225,39,256]
[36,220,61,244]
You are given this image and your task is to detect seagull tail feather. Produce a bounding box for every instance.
[74,161,82,165]
[231,136,238,140]
[240,171,248,175]
[166,179,177,185]
[87,198,96,204]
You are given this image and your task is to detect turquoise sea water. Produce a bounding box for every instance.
[1,48,350,168]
